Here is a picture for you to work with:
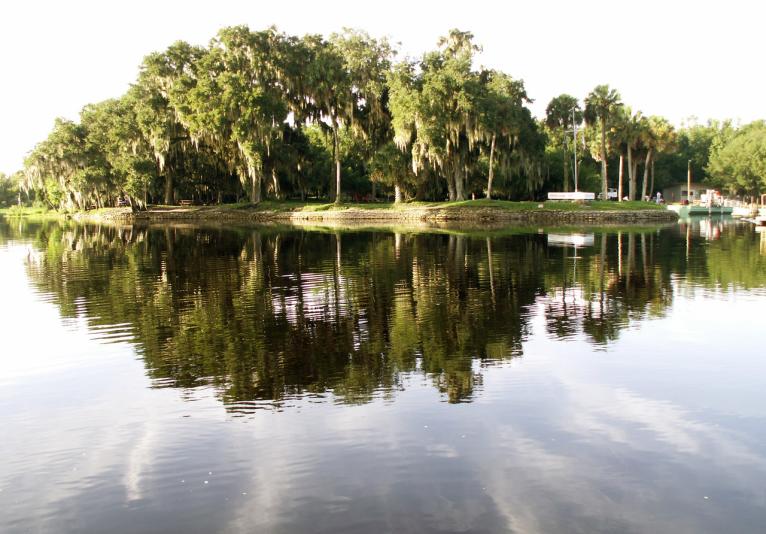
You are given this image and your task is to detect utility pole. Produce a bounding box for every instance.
[572,107,579,192]
[687,159,692,204]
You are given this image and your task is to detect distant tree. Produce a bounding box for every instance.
[584,85,622,199]
[0,172,21,207]
[545,94,582,193]
[641,116,676,199]
[707,121,766,197]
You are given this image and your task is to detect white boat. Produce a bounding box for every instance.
[732,206,756,218]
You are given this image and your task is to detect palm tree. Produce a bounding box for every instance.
[625,109,646,201]
[584,85,622,199]
[545,94,582,193]
[610,107,630,201]
[643,116,676,199]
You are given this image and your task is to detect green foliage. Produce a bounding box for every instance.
[388,30,544,201]
[707,121,766,195]
[545,94,582,192]
[19,26,764,211]
[584,85,622,197]
[0,172,21,207]
[653,119,735,191]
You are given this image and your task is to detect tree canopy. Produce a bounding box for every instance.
[14,26,764,210]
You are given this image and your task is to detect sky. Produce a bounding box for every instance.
[0,0,764,174]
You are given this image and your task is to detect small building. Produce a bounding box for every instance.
[662,182,708,203]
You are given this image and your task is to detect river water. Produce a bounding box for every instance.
[1,217,765,533]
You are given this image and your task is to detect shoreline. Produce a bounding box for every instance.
[67,201,678,227]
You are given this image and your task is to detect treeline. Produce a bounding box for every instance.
[7,26,765,211]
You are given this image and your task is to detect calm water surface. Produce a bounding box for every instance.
[1,217,765,533]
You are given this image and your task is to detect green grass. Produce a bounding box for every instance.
[0,205,58,217]
[236,199,667,213]
[3,199,665,218]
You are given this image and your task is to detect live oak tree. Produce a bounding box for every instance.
[389,30,483,201]
[172,26,292,204]
[329,29,394,203]
[133,41,205,205]
[479,70,536,198]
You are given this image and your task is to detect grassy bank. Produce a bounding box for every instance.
[68,199,676,226]
[0,206,58,217]
[207,199,666,213]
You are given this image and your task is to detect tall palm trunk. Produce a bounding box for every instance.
[486,133,496,199]
[394,184,402,203]
[600,117,608,199]
[641,149,653,201]
[650,159,656,199]
[618,153,624,202]
[627,145,635,201]
[631,158,638,200]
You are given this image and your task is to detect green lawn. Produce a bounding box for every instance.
[0,199,666,218]
[216,199,665,213]
[0,206,57,217]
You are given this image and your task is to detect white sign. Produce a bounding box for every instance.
[547,191,595,201]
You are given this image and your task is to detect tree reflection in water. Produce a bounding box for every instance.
[6,217,763,410]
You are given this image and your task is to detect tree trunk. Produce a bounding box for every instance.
[333,124,341,204]
[416,169,427,201]
[447,168,456,201]
[600,117,608,199]
[371,181,376,201]
[487,133,496,199]
[164,173,174,205]
[618,153,624,202]
[627,145,635,201]
[454,165,465,201]
[251,174,261,204]
[272,168,280,200]
[642,149,652,201]
[650,159,656,199]
[394,184,402,204]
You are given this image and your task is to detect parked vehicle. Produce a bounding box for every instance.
[598,188,618,200]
